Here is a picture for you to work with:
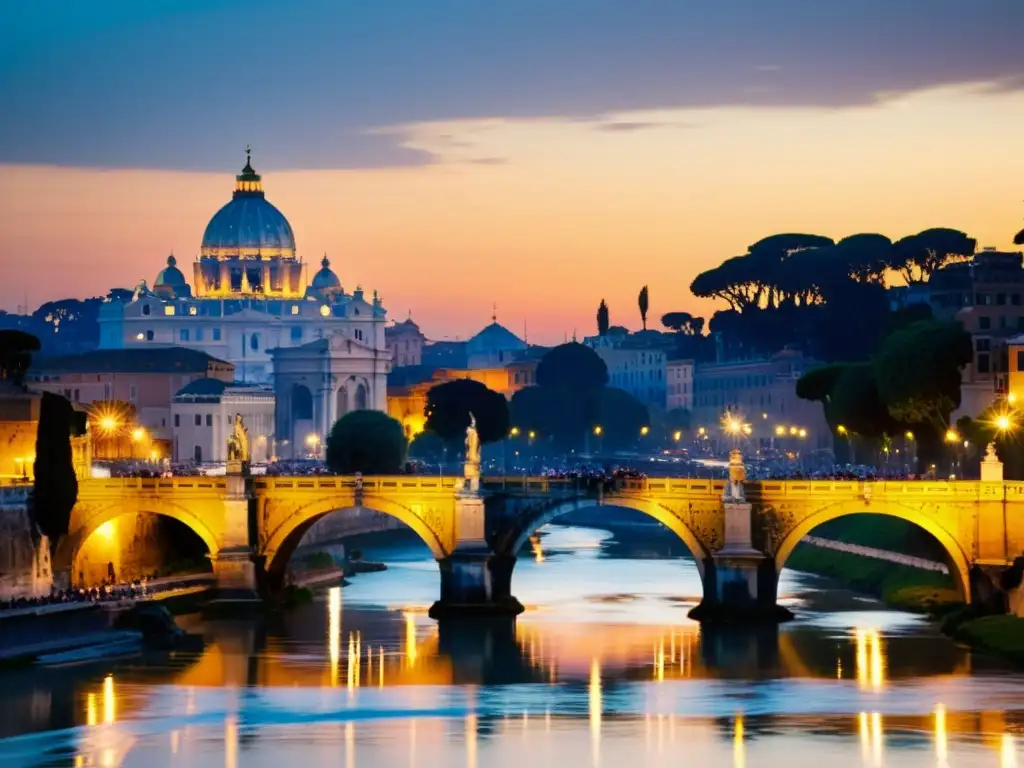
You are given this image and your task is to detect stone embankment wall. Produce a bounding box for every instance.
[299,506,404,547]
[0,487,52,599]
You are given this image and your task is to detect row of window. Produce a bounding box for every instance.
[976,316,1024,331]
[667,383,690,395]
[935,292,1024,309]
[611,369,664,385]
[694,374,777,392]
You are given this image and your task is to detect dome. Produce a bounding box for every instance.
[311,255,341,292]
[200,148,296,259]
[155,254,186,287]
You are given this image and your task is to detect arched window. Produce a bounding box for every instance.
[142,304,151,316]
[251,334,259,351]
[355,382,368,411]
[291,384,314,420]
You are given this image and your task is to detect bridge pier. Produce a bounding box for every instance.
[204,469,263,615]
[689,454,792,624]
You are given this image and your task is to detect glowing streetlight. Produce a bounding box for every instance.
[593,425,603,436]
[673,430,682,442]
[742,424,753,436]
[995,414,1014,433]
[789,426,798,436]
[904,430,914,441]
[99,416,119,433]
[774,425,785,437]
[944,429,959,443]
[640,426,650,437]
[697,427,706,436]
[798,428,807,438]
[131,427,146,442]
[510,426,521,437]
[528,430,536,441]
[306,433,321,456]
[837,425,847,435]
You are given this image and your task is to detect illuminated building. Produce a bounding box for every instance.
[170,379,275,464]
[98,148,390,384]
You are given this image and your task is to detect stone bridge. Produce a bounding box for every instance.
[56,473,1024,621]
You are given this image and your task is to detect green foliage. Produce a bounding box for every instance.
[325,410,407,474]
[408,430,445,460]
[0,330,41,385]
[32,392,78,543]
[638,285,649,330]
[597,299,609,336]
[950,615,1024,664]
[886,303,933,335]
[535,342,608,391]
[874,321,972,428]
[795,364,846,404]
[424,379,510,445]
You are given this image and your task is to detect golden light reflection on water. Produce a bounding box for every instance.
[102,675,115,724]
[345,721,355,768]
[589,658,602,767]
[935,704,948,766]
[466,714,478,768]
[734,715,746,768]
[854,629,885,691]
[328,586,341,687]
[405,612,418,666]
[1004,733,1019,768]
[225,715,238,768]
[530,535,545,563]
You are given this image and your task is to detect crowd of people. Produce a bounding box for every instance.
[0,579,153,613]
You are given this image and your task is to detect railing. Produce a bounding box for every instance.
[78,477,228,493]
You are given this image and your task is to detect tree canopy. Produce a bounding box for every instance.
[326,411,407,474]
[424,379,510,445]
[889,228,976,284]
[638,286,649,330]
[535,342,608,391]
[33,392,79,543]
[0,330,41,385]
[597,300,609,336]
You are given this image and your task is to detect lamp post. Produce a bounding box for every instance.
[944,428,960,477]
[306,432,321,459]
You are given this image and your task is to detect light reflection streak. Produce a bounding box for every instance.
[734,715,745,768]
[379,646,385,687]
[934,704,948,765]
[347,633,356,692]
[405,612,418,666]
[170,729,180,755]
[530,535,544,563]
[225,715,238,768]
[346,721,355,768]
[86,693,97,727]
[854,629,885,691]
[1003,733,1019,768]
[409,718,417,768]
[589,658,602,767]
[328,587,341,687]
[102,675,115,724]
[466,714,478,768]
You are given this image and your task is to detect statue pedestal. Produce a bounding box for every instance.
[205,466,262,616]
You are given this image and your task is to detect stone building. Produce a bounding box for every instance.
[97,149,390,384]
[386,317,426,368]
[170,379,275,465]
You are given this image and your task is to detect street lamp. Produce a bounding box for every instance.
[593,425,603,436]
[774,425,785,437]
[305,433,321,458]
[640,425,650,437]
[789,426,798,436]
[528,430,536,441]
[131,427,146,442]
[673,430,682,442]
[510,426,521,438]
[798,428,807,439]
[837,425,847,435]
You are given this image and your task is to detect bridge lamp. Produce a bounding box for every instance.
[673,430,682,442]
[789,426,798,436]
[510,426,521,437]
[99,416,119,434]
[697,427,706,436]
[593,425,603,436]
[798,428,807,439]
[131,427,146,442]
[528,430,536,441]
[640,426,650,437]
[742,424,753,436]
[944,429,959,444]
[995,414,1014,433]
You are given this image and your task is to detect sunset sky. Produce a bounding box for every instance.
[2,1,1024,344]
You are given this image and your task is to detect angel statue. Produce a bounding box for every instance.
[465,412,481,468]
[227,413,250,463]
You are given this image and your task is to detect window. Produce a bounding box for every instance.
[73,389,80,401]
[213,328,222,341]
[979,316,991,330]
[251,334,259,351]
[997,293,1007,306]
[1013,294,1022,307]
[174,414,180,427]
[194,445,202,463]
[142,304,151,316]
[1017,350,1024,371]
[145,329,154,341]
[290,326,302,341]
[291,305,299,315]
[129,384,137,402]
[164,306,175,316]
[180,329,190,341]
[103,383,111,399]
[978,354,991,374]
[194,414,201,426]
[196,328,204,341]
[206,414,213,427]
[977,338,991,352]
[189,306,197,316]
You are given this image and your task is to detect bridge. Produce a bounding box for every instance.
[56,466,1024,622]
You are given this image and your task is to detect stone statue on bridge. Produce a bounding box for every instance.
[462,412,481,495]
[227,414,250,465]
[725,448,746,501]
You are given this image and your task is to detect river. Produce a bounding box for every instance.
[1,524,1022,767]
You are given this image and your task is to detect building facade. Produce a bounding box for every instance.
[97,149,390,383]
[170,379,275,465]
[271,336,390,458]
[692,349,830,452]
[595,346,667,408]
[386,317,426,368]
[666,359,694,411]
[27,348,234,442]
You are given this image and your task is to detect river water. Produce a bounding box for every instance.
[1,524,1022,767]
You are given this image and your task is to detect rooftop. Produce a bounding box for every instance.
[32,347,233,375]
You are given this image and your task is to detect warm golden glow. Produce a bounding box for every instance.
[1001,733,1018,768]
[103,675,115,724]
[1009,393,1019,405]
[904,430,914,440]
[466,714,478,768]
[328,586,341,687]
[934,704,948,764]
[837,424,847,435]
[346,721,355,768]
[320,304,331,317]
[225,715,238,768]
[855,629,885,691]
[99,416,118,433]
[654,638,665,682]
[697,426,706,436]
[405,612,418,666]
[593,425,602,436]
[346,632,357,692]
[530,535,544,563]
[86,692,97,727]
[774,425,785,437]
[995,413,1015,433]
[640,425,649,436]
[733,715,746,768]
[131,427,146,442]
[945,429,959,443]
[673,430,682,441]
[589,658,602,767]
[95,520,116,540]
[798,428,807,438]
[789,426,798,436]
[510,426,520,437]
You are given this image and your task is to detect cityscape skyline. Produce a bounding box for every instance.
[2,2,1024,343]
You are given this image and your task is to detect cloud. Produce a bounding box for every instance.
[466,157,508,165]
[0,0,1022,170]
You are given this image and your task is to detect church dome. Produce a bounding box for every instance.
[311,255,341,292]
[155,254,186,287]
[200,148,296,259]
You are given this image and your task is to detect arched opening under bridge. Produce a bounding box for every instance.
[500,498,711,585]
[260,497,449,593]
[773,503,971,605]
[58,506,217,588]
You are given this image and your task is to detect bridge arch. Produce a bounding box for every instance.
[55,501,221,580]
[261,494,450,588]
[501,497,711,581]
[772,500,972,603]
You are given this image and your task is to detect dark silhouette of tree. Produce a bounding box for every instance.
[638,285,649,330]
[33,392,80,544]
[888,228,976,284]
[0,330,41,385]
[536,342,609,391]
[607,325,629,336]
[408,430,445,461]
[326,411,406,474]
[831,233,892,284]
[595,388,649,450]
[597,300,610,336]
[661,312,704,336]
[1015,227,1024,246]
[424,379,510,445]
